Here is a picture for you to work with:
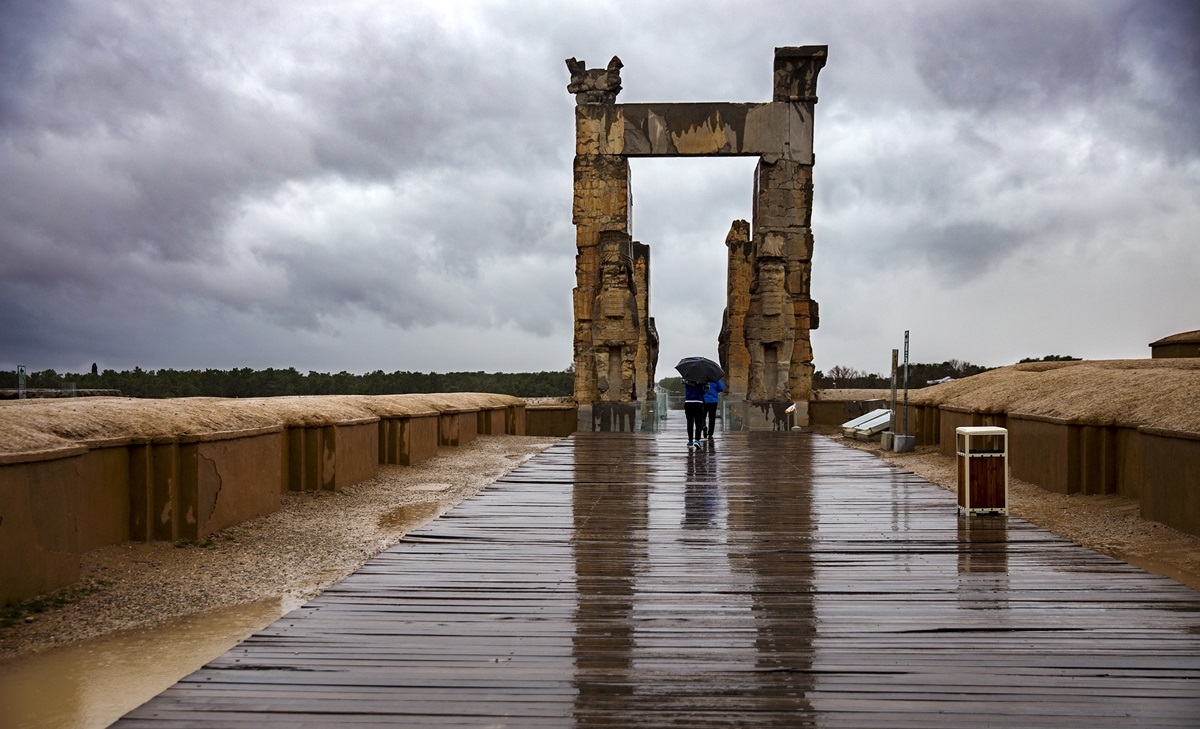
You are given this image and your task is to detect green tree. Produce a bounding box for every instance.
[1018,355,1080,363]
[657,376,683,395]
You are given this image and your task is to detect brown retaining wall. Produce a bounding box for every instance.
[0,395,536,606]
[868,404,937,444]
[438,411,478,447]
[0,448,91,602]
[379,415,440,467]
[938,407,1007,457]
[1140,428,1200,537]
[283,420,378,493]
[478,408,506,435]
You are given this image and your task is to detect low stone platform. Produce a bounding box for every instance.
[117,417,1200,727]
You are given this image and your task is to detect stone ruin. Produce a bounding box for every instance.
[567,46,826,431]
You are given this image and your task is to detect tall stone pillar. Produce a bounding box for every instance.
[568,56,657,424]
[741,46,825,426]
[632,241,659,404]
[751,157,818,406]
[719,220,752,400]
[571,152,630,403]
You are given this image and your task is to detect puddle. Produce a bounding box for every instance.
[378,502,442,532]
[0,598,284,729]
[1123,554,1200,592]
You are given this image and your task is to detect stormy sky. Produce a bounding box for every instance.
[2,0,1197,379]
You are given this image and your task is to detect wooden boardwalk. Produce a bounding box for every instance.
[117,423,1200,727]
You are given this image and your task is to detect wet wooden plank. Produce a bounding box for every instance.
[117,421,1200,727]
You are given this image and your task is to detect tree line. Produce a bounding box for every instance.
[660,356,1077,394]
[812,355,1077,389]
[2,367,574,399]
[657,361,986,394]
[4,355,1078,399]
[813,359,991,389]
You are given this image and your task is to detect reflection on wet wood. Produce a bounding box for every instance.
[117,424,1200,727]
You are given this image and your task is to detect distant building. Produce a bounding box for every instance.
[1149,330,1200,359]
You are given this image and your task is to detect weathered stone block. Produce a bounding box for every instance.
[773,46,827,102]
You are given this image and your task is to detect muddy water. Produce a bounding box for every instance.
[0,599,285,729]
[1125,553,1200,592]
[378,501,442,531]
[0,500,452,728]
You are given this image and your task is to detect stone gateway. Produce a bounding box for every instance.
[567,47,827,430]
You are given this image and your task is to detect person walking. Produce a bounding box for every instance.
[703,378,724,439]
[683,379,707,448]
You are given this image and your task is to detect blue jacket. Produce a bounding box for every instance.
[683,380,707,402]
[704,379,724,404]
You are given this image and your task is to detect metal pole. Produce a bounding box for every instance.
[902,331,910,436]
[889,349,898,423]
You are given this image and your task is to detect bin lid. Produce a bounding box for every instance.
[955,426,1007,435]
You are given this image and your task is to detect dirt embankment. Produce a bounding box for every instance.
[909,358,1200,433]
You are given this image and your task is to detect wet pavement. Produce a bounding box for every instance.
[109,420,1200,726]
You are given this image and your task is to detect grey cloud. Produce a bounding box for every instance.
[2,1,1196,375]
[902,221,1020,283]
[1,2,575,339]
[1117,0,1200,155]
[914,0,1200,157]
[0,0,65,128]
[915,2,1126,112]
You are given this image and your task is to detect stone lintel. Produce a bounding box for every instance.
[774,46,828,103]
[577,102,814,162]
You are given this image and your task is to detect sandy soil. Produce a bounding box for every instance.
[4,427,1198,665]
[813,427,1200,591]
[0,434,560,663]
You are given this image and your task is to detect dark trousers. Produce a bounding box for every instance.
[704,402,718,437]
[684,401,705,441]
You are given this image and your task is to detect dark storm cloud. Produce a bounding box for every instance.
[0,0,64,128]
[916,3,1124,112]
[0,1,578,371]
[1118,0,1200,155]
[2,1,1196,374]
[286,14,568,178]
[904,221,1017,281]
[914,0,1200,156]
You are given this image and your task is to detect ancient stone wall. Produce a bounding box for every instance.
[568,47,826,426]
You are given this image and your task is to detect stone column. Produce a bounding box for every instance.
[719,220,752,400]
[752,157,817,406]
[571,151,630,403]
[742,46,825,425]
[632,241,658,403]
[568,60,630,405]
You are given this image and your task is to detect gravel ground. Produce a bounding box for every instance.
[4,428,1198,665]
[0,434,560,663]
[816,427,1200,591]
